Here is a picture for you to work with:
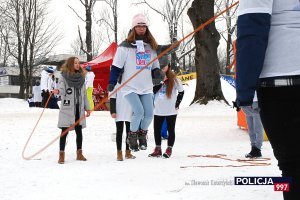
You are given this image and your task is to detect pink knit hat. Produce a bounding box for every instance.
[131,13,148,29]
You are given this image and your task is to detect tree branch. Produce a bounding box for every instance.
[68,5,85,22]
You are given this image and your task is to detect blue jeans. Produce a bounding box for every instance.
[241,102,263,149]
[125,93,153,132]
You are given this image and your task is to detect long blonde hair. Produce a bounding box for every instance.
[60,57,85,76]
[165,65,177,98]
[127,28,158,50]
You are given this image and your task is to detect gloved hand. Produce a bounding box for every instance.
[232,101,241,112]
[107,84,116,92]
[152,68,165,86]
[41,90,46,97]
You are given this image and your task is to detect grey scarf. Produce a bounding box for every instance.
[61,71,85,89]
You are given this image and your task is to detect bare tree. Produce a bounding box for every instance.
[69,0,97,61]
[177,16,195,72]
[71,28,103,57]
[95,0,118,44]
[187,0,225,104]
[133,0,192,73]
[215,0,238,74]
[0,0,61,98]
[0,26,10,67]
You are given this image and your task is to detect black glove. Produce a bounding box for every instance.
[232,101,241,112]
[175,91,184,109]
[152,68,165,86]
[41,90,46,97]
[107,84,116,92]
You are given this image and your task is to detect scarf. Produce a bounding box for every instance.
[61,71,85,89]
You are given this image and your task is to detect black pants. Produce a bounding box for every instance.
[59,104,82,151]
[59,126,83,151]
[257,85,300,200]
[116,121,130,151]
[34,102,42,107]
[153,115,177,147]
[42,91,50,108]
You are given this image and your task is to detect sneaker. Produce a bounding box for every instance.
[138,129,148,150]
[163,147,172,158]
[245,146,262,158]
[148,147,162,157]
[127,131,139,151]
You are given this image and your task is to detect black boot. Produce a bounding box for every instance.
[127,131,139,152]
[138,129,148,150]
[245,146,262,158]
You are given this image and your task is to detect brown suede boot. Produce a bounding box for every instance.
[58,151,65,164]
[76,149,87,161]
[125,150,136,159]
[117,150,123,161]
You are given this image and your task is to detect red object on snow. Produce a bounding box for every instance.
[82,42,117,91]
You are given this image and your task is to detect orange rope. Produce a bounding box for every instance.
[22,1,240,160]
[180,154,271,168]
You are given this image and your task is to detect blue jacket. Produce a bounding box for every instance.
[235,1,272,106]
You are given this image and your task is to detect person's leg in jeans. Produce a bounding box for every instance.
[258,85,300,199]
[138,93,153,149]
[242,106,264,150]
[125,93,143,150]
[139,93,154,131]
[125,93,144,132]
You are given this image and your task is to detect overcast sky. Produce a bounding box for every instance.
[48,0,175,55]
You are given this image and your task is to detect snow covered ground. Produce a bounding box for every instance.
[0,79,283,200]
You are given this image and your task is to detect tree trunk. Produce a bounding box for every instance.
[187,0,225,105]
[114,0,118,43]
[85,2,93,61]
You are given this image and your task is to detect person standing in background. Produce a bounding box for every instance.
[32,79,42,107]
[40,66,55,108]
[85,65,95,110]
[241,92,264,158]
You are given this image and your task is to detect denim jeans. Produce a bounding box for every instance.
[241,102,264,149]
[125,93,153,132]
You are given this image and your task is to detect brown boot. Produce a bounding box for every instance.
[117,150,123,161]
[125,150,136,159]
[58,151,65,164]
[76,149,87,161]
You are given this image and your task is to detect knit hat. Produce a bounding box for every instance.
[158,55,170,69]
[86,65,92,71]
[131,13,148,29]
[46,66,54,73]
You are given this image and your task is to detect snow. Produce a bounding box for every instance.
[0,79,283,200]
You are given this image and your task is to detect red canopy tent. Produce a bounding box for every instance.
[82,42,117,110]
[82,42,117,90]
